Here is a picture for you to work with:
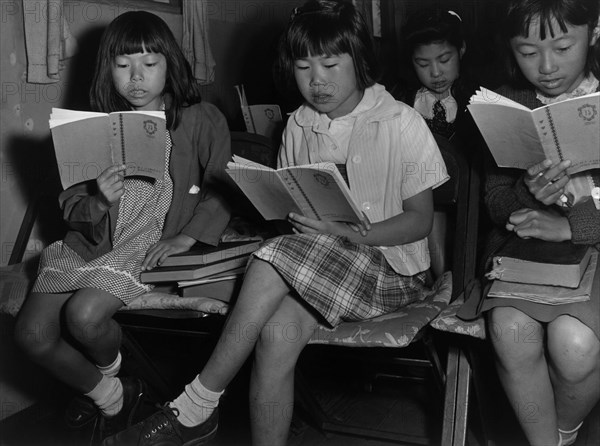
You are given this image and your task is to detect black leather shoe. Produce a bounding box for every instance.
[101,405,218,446]
[65,395,99,429]
[96,376,146,442]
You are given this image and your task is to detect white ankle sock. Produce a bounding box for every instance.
[169,376,223,427]
[558,421,583,446]
[96,352,122,378]
[85,375,123,417]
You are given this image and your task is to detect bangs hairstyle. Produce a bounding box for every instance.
[90,11,201,129]
[502,0,600,84]
[275,0,379,94]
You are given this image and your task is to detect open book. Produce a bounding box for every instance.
[468,88,600,174]
[225,155,368,225]
[50,108,166,189]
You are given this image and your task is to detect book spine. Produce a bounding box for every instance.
[284,170,321,220]
[544,107,564,162]
[119,113,126,165]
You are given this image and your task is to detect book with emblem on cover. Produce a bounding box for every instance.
[467,88,600,174]
[486,238,593,289]
[225,155,369,225]
[49,108,166,189]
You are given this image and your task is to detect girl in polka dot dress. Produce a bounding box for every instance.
[14,11,231,441]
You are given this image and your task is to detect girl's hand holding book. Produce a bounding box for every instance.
[95,164,126,212]
[506,208,572,242]
[287,213,371,238]
[524,159,571,206]
[141,233,197,271]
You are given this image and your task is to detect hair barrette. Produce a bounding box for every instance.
[447,10,462,21]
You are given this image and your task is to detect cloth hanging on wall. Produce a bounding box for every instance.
[182,0,216,85]
[22,0,77,83]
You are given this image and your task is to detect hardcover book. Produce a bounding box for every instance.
[225,155,369,225]
[160,240,261,267]
[49,108,166,189]
[467,88,600,174]
[140,254,250,283]
[234,85,282,140]
[487,252,597,305]
[486,238,593,289]
[179,268,246,302]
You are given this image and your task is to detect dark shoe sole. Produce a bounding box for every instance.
[182,423,218,446]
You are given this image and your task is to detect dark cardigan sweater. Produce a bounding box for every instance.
[482,85,600,267]
[59,101,232,262]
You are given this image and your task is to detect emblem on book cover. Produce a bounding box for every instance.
[143,120,158,136]
[577,103,597,122]
[313,173,332,187]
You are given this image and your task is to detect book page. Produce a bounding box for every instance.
[468,103,546,169]
[109,112,166,179]
[532,93,600,174]
[50,115,114,189]
[226,163,303,219]
[281,164,365,223]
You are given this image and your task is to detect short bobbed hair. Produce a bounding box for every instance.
[90,11,201,129]
[274,0,380,95]
[502,0,600,86]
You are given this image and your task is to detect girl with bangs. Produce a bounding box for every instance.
[104,1,447,445]
[15,11,231,442]
[463,0,600,444]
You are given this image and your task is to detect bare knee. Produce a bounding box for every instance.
[548,316,600,383]
[488,307,544,368]
[14,305,60,361]
[63,291,119,343]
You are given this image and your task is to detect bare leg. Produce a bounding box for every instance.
[250,295,318,446]
[547,315,600,431]
[15,292,102,392]
[489,307,559,446]
[198,259,293,391]
[63,288,124,367]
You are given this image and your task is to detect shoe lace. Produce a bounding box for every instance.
[141,405,183,442]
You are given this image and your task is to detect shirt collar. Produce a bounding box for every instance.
[536,75,600,105]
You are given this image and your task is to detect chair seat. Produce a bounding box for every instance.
[430,293,486,340]
[308,272,452,348]
[0,260,228,317]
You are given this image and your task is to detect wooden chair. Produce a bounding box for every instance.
[292,134,481,445]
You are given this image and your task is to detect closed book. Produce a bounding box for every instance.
[487,252,597,305]
[180,275,244,302]
[160,240,261,267]
[140,254,250,283]
[487,239,592,288]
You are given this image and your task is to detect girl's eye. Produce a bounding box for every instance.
[145,63,158,67]
[519,51,536,58]
[295,65,309,70]
[116,64,128,68]
[440,57,451,64]
[556,46,572,53]
[324,64,337,69]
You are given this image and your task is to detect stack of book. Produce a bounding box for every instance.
[140,240,262,302]
[485,239,596,305]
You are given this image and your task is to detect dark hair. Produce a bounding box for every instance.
[502,0,600,85]
[274,0,379,95]
[399,8,474,110]
[90,11,201,129]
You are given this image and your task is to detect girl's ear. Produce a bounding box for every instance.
[459,42,467,59]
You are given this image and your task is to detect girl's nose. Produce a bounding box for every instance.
[539,52,558,75]
[130,67,143,81]
[310,68,325,86]
[430,62,442,78]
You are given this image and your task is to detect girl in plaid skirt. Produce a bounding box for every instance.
[15,11,231,442]
[104,2,448,445]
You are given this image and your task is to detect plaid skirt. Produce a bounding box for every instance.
[253,233,428,327]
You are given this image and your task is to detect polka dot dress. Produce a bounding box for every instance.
[32,131,174,304]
